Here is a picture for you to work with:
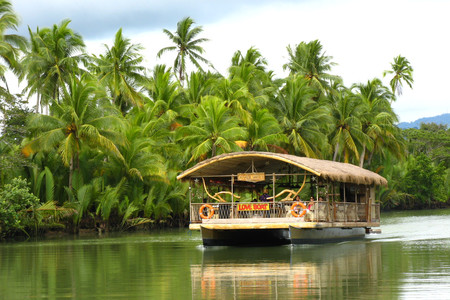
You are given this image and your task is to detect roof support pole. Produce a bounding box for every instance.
[344,183,347,223]
[272,173,276,216]
[315,180,319,222]
[189,181,192,224]
[231,175,234,219]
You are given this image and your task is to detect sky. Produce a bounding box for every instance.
[10,0,450,122]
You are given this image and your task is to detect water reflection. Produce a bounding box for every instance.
[192,242,382,299]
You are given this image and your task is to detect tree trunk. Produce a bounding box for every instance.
[211,143,216,158]
[332,142,339,161]
[69,156,74,190]
[36,93,40,113]
[359,145,366,168]
[367,150,375,166]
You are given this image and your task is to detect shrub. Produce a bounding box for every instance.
[0,177,40,238]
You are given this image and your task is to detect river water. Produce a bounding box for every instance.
[0,209,449,299]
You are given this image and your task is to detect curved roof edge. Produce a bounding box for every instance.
[177,151,388,186]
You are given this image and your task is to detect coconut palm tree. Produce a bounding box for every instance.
[212,76,254,125]
[104,123,167,185]
[352,78,398,167]
[271,75,330,158]
[0,0,27,96]
[145,64,181,117]
[229,47,278,102]
[176,96,247,162]
[283,40,340,95]
[157,17,211,84]
[24,75,124,189]
[245,108,287,151]
[328,88,371,163]
[182,70,215,106]
[383,55,414,96]
[21,19,85,112]
[90,28,146,113]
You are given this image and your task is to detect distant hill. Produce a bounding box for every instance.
[398,113,450,129]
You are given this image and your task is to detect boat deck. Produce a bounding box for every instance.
[190,218,380,230]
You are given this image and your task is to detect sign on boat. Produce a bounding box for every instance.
[177,151,387,246]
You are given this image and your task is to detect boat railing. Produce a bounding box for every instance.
[190,201,381,224]
[370,203,381,222]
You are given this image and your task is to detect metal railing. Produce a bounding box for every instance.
[190,201,381,224]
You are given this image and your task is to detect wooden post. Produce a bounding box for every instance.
[366,186,370,223]
[272,173,276,217]
[189,181,192,223]
[315,180,319,221]
[343,183,346,223]
[326,182,331,222]
[231,175,234,219]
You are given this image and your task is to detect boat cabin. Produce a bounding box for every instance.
[177,151,387,246]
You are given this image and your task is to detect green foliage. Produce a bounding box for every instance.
[0,177,39,237]
[283,40,340,94]
[0,98,32,144]
[90,28,146,112]
[400,154,447,206]
[21,19,85,111]
[143,171,188,224]
[157,17,212,83]
[403,124,450,168]
[176,96,247,162]
[383,55,414,96]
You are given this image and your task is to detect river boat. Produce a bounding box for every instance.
[177,151,386,246]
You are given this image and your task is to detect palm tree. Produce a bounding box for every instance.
[23,75,124,189]
[104,122,167,185]
[383,55,414,96]
[90,28,146,113]
[328,88,371,163]
[157,17,211,84]
[145,64,181,117]
[21,19,85,112]
[352,78,397,167]
[0,0,27,96]
[176,96,247,162]
[245,108,287,151]
[229,47,278,101]
[230,47,268,74]
[271,75,330,158]
[283,40,340,94]
[212,76,254,125]
[182,70,215,106]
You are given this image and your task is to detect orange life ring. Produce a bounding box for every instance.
[291,202,307,217]
[199,204,214,219]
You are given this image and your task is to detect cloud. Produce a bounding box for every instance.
[12,0,299,39]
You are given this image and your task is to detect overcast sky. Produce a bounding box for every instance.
[11,0,450,122]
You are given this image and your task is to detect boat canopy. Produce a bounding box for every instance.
[177,151,387,186]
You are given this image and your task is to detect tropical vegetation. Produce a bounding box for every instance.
[0,1,448,238]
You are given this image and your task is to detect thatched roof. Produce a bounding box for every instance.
[177,151,388,186]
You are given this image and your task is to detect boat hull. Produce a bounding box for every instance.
[201,226,290,246]
[289,226,366,244]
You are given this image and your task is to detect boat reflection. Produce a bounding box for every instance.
[191,242,382,299]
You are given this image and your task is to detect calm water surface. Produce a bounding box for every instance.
[0,209,449,299]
